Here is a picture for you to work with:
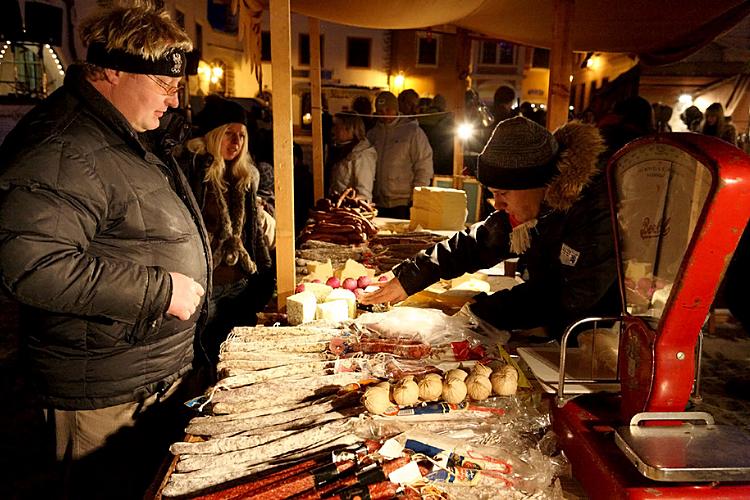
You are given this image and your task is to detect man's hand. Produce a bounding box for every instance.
[167,272,205,320]
[358,277,408,305]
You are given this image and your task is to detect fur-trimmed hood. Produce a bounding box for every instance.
[545,121,606,211]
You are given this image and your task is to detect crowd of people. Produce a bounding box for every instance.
[0,2,747,498]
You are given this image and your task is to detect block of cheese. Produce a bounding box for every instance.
[302,282,333,302]
[286,291,317,325]
[326,288,357,318]
[306,259,333,282]
[409,186,467,231]
[316,300,349,323]
[336,259,376,281]
[450,277,491,294]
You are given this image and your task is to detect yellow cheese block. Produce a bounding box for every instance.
[306,259,333,282]
[409,186,467,231]
[336,259,376,281]
[301,282,333,302]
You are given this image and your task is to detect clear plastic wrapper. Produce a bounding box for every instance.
[355,307,475,344]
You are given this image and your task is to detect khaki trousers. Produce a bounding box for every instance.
[44,377,185,500]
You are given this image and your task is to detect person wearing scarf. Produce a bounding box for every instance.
[361,116,620,339]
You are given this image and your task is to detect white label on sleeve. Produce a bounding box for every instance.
[560,243,580,267]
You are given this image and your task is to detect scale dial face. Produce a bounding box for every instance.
[612,143,712,320]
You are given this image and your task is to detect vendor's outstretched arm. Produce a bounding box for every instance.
[395,211,512,295]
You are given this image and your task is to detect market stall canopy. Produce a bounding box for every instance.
[291,0,750,64]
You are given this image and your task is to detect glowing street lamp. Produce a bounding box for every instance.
[456,121,475,141]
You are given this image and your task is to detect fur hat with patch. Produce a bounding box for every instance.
[478,116,605,211]
[478,116,605,255]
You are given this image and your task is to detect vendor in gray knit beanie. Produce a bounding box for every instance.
[361,115,620,340]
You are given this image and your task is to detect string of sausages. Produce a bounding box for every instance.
[299,188,379,245]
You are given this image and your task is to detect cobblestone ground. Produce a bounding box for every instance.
[2,295,749,498]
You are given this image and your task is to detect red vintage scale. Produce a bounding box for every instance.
[549,133,750,499]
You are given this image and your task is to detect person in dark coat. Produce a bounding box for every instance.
[361,116,620,339]
[179,95,275,366]
[0,5,209,498]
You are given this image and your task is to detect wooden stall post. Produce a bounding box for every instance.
[452,28,470,187]
[547,0,574,131]
[309,17,325,201]
[270,0,296,307]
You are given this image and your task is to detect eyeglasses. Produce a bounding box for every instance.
[145,74,184,96]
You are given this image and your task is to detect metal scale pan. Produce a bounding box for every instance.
[615,412,750,482]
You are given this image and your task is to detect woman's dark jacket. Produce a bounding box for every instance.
[0,65,211,410]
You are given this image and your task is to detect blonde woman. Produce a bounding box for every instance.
[180,95,275,364]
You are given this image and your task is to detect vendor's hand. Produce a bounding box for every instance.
[167,272,205,320]
[358,277,408,305]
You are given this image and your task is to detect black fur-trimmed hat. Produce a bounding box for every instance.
[194,94,247,136]
[477,116,558,190]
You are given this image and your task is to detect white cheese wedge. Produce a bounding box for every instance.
[316,300,349,323]
[286,291,317,325]
[301,282,333,302]
[409,186,467,231]
[325,288,357,318]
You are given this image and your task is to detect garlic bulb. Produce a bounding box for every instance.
[490,365,518,396]
[465,374,492,401]
[392,376,420,406]
[418,375,443,401]
[362,385,391,414]
[445,368,468,382]
[442,378,467,404]
[471,363,493,378]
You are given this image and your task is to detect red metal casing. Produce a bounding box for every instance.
[552,133,750,498]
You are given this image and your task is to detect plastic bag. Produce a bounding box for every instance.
[355,307,475,344]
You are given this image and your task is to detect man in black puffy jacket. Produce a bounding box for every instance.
[0,5,210,498]
[361,116,620,339]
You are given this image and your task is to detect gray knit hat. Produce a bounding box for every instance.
[477,116,559,190]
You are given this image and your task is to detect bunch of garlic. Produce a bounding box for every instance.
[392,376,420,406]
[490,364,519,396]
[362,382,392,414]
[441,377,468,404]
[418,373,443,402]
[465,363,493,401]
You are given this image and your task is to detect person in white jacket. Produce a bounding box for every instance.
[367,91,434,218]
[328,113,377,201]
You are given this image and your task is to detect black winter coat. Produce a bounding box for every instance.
[0,66,211,410]
[395,173,620,338]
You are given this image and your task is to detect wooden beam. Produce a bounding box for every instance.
[309,17,325,201]
[270,0,296,307]
[452,28,470,186]
[547,0,575,131]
